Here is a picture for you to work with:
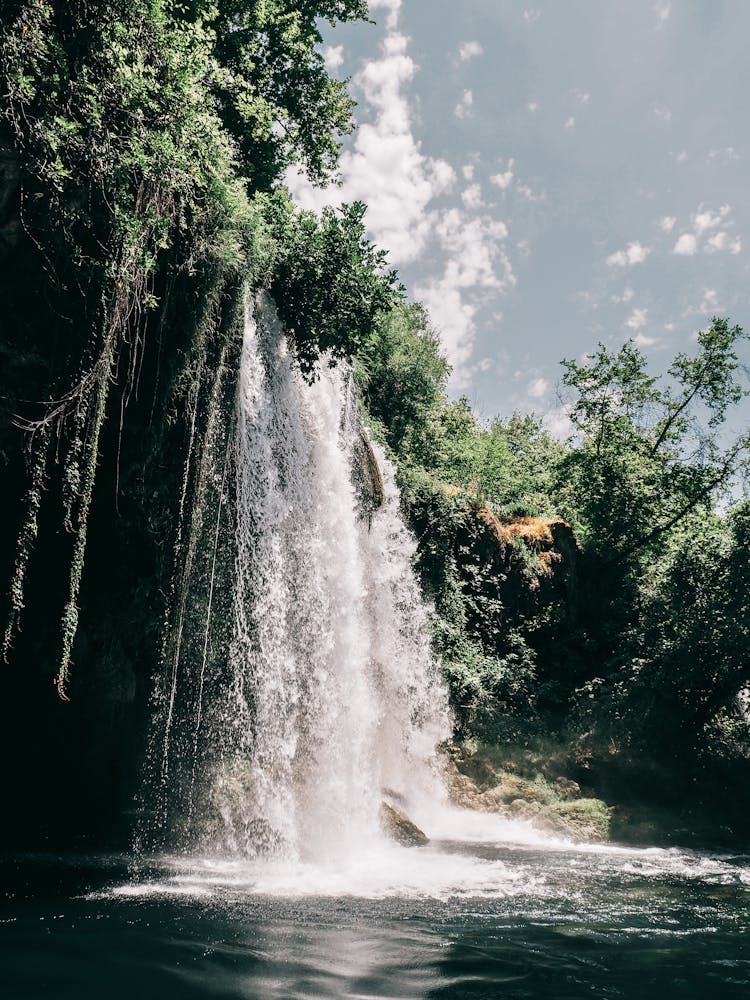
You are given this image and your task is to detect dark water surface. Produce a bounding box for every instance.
[1,840,749,999]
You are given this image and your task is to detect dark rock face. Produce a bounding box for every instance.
[349,407,385,522]
[380,801,429,847]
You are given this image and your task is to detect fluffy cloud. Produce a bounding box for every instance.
[625,307,648,331]
[455,89,473,120]
[458,41,483,62]
[291,3,521,387]
[633,332,659,348]
[611,286,635,304]
[667,205,741,257]
[288,29,455,264]
[543,405,574,440]
[322,45,344,72]
[369,0,401,30]
[673,233,698,255]
[415,210,515,386]
[527,376,550,399]
[564,116,576,129]
[606,242,650,267]
[654,2,671,27]
[658,216,676,233]
[693,203,731,234]
[704,232,742,254]
[490,160,515,190]
[462,184,483,210]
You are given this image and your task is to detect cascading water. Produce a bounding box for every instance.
[147,290,451,861]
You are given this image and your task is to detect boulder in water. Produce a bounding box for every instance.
[380,801,429,847]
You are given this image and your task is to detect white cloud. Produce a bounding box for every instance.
[693,203,730,234]
[527,101,539,113]
[625,307,648,331]
[287,28,455,265]
[543,404,574,440]
[633,332,659,348]
[701,289,719,311]
[673,233,698,256]
[490,160,515,190]
[675,149,688,163]
[573,90,591,104]
[704,231,742,255]
[290,3,522,388]
[658,215,676,233]
[415,210,515,386]
[611,286,635,304]
[458,41,483,62]
[517,182,546,203]
[523,9,541,23]
[705,232,728,253]
[606,241,651,267]
[654,2,671,27]
[527,376,550,399]
[322,45,344,72]
[455,89,473,120]
[369,0,401,30]
[462,184,483,210]
[564,116,576,129]
[708,146,740,162]
[653,105,672,121]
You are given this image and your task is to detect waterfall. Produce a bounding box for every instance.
[146,291,451,862]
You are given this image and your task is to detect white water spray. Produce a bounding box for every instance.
[205,292,451,861]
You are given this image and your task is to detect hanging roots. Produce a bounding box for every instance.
[55,337,115,701]
[2,423,52,663]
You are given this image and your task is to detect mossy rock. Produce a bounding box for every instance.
[544,798,612,842]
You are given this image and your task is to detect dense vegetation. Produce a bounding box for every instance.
[357,305,750,841]
[1,1,748,847]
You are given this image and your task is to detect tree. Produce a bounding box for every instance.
[270,199,401,378]
[556,320,750,567]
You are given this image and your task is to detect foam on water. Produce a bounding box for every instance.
[103,833,750,904]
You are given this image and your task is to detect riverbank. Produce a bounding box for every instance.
[445,740,750,851]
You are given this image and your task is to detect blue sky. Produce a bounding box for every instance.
[290,0,750,434]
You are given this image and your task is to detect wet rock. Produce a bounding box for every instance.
[348,394,385,521]
[380,801,429,847]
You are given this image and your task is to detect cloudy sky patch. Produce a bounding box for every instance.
[298,0,750,416]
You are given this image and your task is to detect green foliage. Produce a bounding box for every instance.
[356,302,450,456]
[186,0,369,189]
[358,302,750,786]
[612,503,750,753]
[0,0,376,694]
[270,199,401,377]
[557,321,750,564]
